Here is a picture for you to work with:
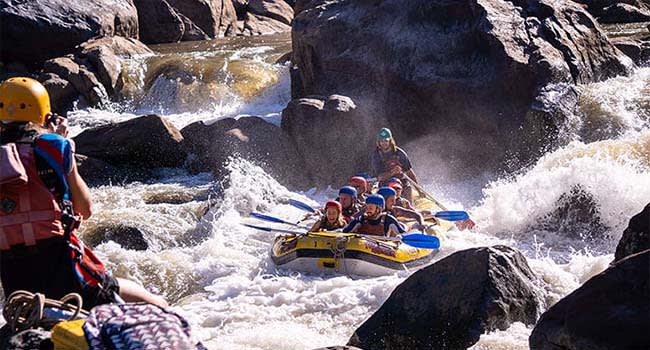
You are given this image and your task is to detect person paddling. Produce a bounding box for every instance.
[387,181,415,210]
[377,187,426,231]
[343,194,404,237]
[371,128,418,202]
[0,77,167,308]
[309,201,347,232]
[347,176,369,202]
[336,186,362,222]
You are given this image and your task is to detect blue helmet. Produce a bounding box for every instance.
[339,186,357,197]
[377,187,396,199]
[366,194,385,208]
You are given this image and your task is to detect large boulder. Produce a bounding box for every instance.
[133,0,185,44]
[348,246,546,350]
[599,3,650,23]
[74,115,187,168]
[42,56,109,107]
[75,154,151,186]
[282,94,374,186]
[529,249,650,350]
[165,0,238,37]
[0,0,139,68]
[248,0,294,25]
[289,0,632,185]
[181,116,308,187]
[614,203,649,262]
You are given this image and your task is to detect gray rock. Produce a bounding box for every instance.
[349,246,546,350]
[0,0,138,68]
[529,249,650,350]
[133,0,185,44]
[289,0,632,185]
[74,115,186,168]
[84,223,149,251]
[281,95,374,186]
[248,0,294,25]
[181,116,308,187]
[614,203,649,262]
[244,12,291,35]
[38,73,79,115]
[166,0,237,37]
[599,3,650,23]
[42,56,109,107]
[178,12,211,41]
[75,154,151,186]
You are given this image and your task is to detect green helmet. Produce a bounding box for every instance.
[377,127,392,141]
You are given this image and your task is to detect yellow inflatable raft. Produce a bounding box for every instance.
[270,182,455,276]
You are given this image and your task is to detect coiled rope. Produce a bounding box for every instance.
[2,290,88,333]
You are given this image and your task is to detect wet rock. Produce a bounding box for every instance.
[282,94,374,186]
[77,36,153,97]
[0,0,138,68]
[613,37,650,65]
[144,191,195,205]
[166,0,238,37]
[248,0,294,25]
[84,223,149,251]
[536,185,610,241]
[290,0,632,185]
[312,347,363,350]
[614,203,649,262]
[42,56,109,107]
[75,154,151,186]
[181,116,308,187]
[348,246,545,350]
[74,115,187,168]
[77,36,153,59]
[233,0,249,19]
[38,73,78,115]
[529,249,650,350]
[133,0,185,44]
[599,3,650,23]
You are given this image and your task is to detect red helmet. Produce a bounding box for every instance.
[348,176,368,192]
[325,200,342,212]
[388,182,403,190]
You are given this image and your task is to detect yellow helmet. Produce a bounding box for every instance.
[0,77,51,124]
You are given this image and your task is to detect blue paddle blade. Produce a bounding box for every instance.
[250,212,290,225]
[401,233,441,249]
[433,210,469,222]
[242,223,274,232]
[288,199,317,213]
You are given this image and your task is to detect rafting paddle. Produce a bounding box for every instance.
[288,199,317,213]
[250,212,311,229]
[241,223,441,249]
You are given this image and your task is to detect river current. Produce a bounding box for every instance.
[13,33,650,349]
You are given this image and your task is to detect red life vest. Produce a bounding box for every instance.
[0,143,65,250]
[358,214,386,236]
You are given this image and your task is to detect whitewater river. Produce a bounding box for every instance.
[31,33,650,349]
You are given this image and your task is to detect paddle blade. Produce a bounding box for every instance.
[289,199,317,213]
[250,212,289,225]
[433,210,469,222]
[401,233,440,249]
[242,223,274,232]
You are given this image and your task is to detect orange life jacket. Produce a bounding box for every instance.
[0,143,65,250]
[358,214,386,236]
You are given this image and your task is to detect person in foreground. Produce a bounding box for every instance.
[0,77,167,308]
[343,194,404,237]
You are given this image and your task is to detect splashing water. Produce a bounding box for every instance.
[4,35,648,349]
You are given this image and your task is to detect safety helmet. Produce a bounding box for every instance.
[325,200,342,212]
[385,177,402,185]
[365,194,385,209]
[377,187,396,199]
[339,186,358,198]
[377,127,392,141]
[388,182,403,190]
[0,77,51,124]
[348,176,368,191]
